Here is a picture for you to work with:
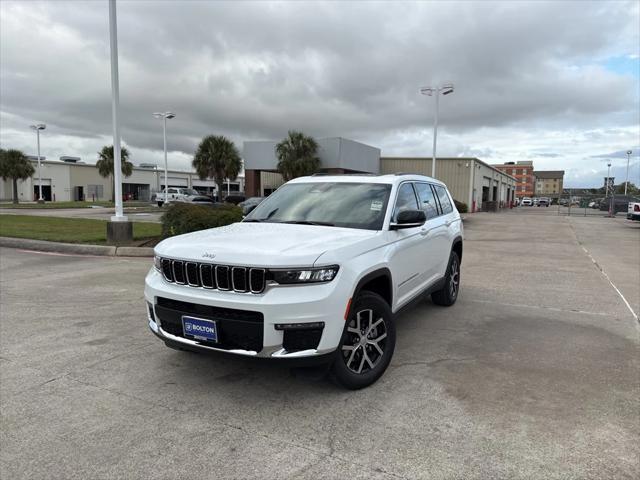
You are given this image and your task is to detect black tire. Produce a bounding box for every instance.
[157,201,164,207]
[330,291,395,390]
[431,250,461,306]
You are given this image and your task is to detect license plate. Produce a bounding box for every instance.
[182,316,218,342]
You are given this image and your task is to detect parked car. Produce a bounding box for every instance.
[224,194,246,205]
[627,201,640,221]
[154,188,217,207]
[520,197,532,206]
[145,174,463,389]
[238,196,265,215]
[537,197,550,207]
[599,195,640,214]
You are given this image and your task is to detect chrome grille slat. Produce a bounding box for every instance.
[249,268,266,294]
[172,261,186,284]
[200,264,215,289]
[159,258,265,293]
[232,267,248,292]
[185,262,200,287]
[215,265,231,291]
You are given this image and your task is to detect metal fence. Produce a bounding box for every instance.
[514,193,629,217]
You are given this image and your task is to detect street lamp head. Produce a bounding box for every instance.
[627,150,632,155]
[152,113,163,118]
[30,124,46,131]
[607,162,611,167]
[441,84,454,95]
[165,112,175,119]
[420,87,435,96]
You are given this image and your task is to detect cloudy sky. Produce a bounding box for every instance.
[1,0,638,187]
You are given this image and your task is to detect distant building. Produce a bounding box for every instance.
[0,156,243,202]
[534,170,564,198]
[243,138,516,212]
[492,161,534,198]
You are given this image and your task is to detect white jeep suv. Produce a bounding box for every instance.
[145,174,463,389]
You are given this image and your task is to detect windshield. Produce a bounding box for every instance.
[244,182,392,230]
[183,188,200,196]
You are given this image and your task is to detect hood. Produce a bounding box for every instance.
[155,222,379,267]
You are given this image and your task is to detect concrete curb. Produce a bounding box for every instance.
[0,237,154,257]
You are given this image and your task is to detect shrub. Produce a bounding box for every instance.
[453,199,468,213]
[161,203,243,237]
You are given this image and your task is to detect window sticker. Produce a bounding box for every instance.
[371,200,383,211]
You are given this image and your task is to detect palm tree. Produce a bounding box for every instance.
[0,148,35,204]
[192,135,242,200]
[96,145,133,202]
[275,131,320,181]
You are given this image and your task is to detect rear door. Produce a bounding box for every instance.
[432,184,459,277]
[413,182,444,284]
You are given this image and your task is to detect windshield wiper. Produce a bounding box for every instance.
[281,220,335,226]
[242,218,264,222]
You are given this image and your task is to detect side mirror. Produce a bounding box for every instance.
[390,209,426,229]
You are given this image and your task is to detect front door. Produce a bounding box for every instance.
[386,182,425,308]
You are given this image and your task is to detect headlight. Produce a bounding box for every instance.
[153,255,162,272]
[270,266,339,284]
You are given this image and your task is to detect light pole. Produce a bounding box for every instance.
[625,150,632,195]
[420,83,454,178]
[152,112,175,200]
[606,161,612,197]
[29,124,46,203]
[106,0,132,243]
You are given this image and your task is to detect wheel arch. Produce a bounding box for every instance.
[353,268,393,308]
[452,236,463,262]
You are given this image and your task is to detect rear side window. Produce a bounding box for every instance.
[392,183,419,221]
[413,182,439,219]
[434,185,453,214]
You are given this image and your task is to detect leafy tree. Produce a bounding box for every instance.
[614,182,639,195]
[275,131,320,181]
[0,148,35,204]
[192,135,242,200]
[96,145,133,202]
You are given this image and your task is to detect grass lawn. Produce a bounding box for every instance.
[0,214,161,244]
[0,200,150,209]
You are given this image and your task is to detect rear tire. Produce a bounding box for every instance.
[330,291,395,390]
[431,251,461,306]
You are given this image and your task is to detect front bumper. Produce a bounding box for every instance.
[144,268,349,361]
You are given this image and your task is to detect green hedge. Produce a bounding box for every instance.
[453,199,468,213]
[161,203,243,237]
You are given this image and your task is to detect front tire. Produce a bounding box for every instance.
[331,291,396,390]
[432,250,461,306]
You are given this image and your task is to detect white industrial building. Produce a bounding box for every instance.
[0,157,244,203]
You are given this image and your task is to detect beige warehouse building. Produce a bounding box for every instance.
[243,138,516,212]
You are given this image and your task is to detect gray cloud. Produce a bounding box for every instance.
[1,0,639,187]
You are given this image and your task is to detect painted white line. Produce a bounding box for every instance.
[580,246,639,322]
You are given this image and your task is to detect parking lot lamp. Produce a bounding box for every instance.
[420,84,454,178]
[29,123,46,203]
[625,150,632,195]
[153,112,175,198]
[606,162,612,197]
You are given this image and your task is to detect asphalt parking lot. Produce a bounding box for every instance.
[1,213,638,479]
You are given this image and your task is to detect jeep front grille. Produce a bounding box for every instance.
[159,257,266,294]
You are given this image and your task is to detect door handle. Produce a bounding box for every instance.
[420,227,430,236]
[445,220,452,227]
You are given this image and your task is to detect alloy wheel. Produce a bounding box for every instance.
[449,257,459,299]
[341,309,387,374]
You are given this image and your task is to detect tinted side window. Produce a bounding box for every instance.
[434,185,453,214]
[413,182,439,219]
[392,183,419,221]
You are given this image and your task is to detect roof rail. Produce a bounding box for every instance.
[394,172,417,176]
